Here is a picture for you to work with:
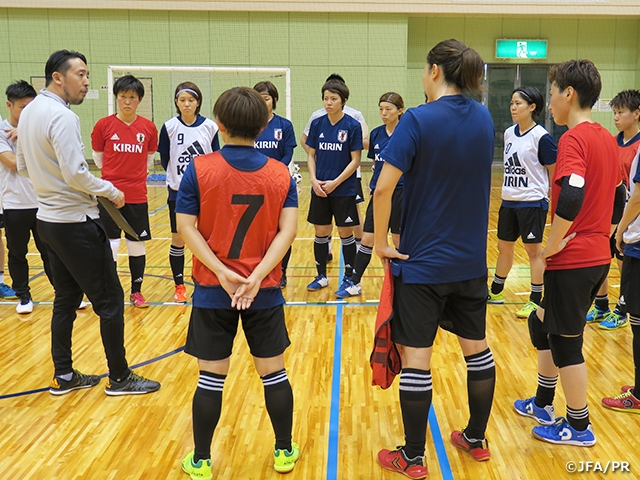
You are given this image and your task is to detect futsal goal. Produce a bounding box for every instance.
[107,65,292,123]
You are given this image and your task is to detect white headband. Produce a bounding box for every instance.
[175,88,199,99]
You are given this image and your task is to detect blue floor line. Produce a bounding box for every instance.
[326,255,345,480]
[0,346,185,400]
[429,404,454,480]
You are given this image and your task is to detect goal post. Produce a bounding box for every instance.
[106,65,292,121]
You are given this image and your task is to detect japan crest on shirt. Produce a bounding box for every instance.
[136,133,145,143]
[338,130,348,143]
[274,128,283,141]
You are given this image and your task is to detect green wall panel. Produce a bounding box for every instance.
[89,10,132,65]
[169,11,211,65]
[49,10,90,56]
[7,9,50,63]
[328,13,369,67]
[0,10,10,64]
[289,13,329,66]
[577,19,616,69]
[129,11,170,65]
[210,11,250,65]
[249,12,290,66]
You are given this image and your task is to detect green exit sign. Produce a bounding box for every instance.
[496,40,548,60]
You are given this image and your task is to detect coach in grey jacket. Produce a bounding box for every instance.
[17,50,160,396]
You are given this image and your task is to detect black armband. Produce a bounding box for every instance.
[612,183,626,224]
[555,176,584,221]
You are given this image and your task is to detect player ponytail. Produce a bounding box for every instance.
[512,86,544,120]
[427,39,484,95]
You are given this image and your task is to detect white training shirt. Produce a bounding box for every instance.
[0,119,38,209]
[502,124,556,203]
[163,116,219,192]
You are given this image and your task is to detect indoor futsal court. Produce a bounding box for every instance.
[2,3,640,480]
[1,169,639,479]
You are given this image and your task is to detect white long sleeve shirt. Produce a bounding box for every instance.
[17,90,119,223]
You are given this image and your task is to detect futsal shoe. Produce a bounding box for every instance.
[273,441,300,473]
[49,369,101,395]
[514,396,556,425]
[598,310,628,330]
[450,430,491,461]
[335,277,362,298]
[516,301,538,319]
[174,284,188,303]
[0,283,16,298]
[377,447,428,479]
[181,451,212,480]
[130,292,149,308]
[532,417,596,446]
[16,293,33,314]
[621,385,634,393]
[487,291,504,304]
[104,371,161,396]
[307,275,328,291]
[602,390,640,414]
[586,305,609,323]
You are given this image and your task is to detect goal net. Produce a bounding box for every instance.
[107,65,296,176]
[107,65,291,124]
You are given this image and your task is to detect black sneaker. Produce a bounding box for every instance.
[49,369,101,396]
[104,371,161,396]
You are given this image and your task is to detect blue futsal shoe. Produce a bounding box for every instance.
[532,417,596,447]
[514,396,556,425]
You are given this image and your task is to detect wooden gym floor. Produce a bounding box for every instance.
[0,166,638,479]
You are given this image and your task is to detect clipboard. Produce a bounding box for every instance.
[97,197,140,241]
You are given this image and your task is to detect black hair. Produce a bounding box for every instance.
[610,90,640,113]
[512,86,544,120]
[213,87,269,140]
[113,75,145,99]
[253,81,279,110]
[326,73,346,84]
[45,50,87,87]
[174,81,203,116]
[6,80,37,102]
[426,39,484,94]
[548,60,601,110]
[322,79,350,104]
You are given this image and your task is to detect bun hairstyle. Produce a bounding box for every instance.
[379,92,405,115]
[512,86,544,120]
[426,39,484,94]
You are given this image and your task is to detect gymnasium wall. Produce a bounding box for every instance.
[408,17,640,130]
[0,8,638,161]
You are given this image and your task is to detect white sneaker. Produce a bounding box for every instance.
[16,295,34,314]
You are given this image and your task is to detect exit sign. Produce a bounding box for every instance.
[496,40,548,60]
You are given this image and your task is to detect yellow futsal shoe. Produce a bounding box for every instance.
[516,301,539,319]
[181,451,212,480]
[273,441,300,473]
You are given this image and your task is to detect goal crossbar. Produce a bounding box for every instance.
[107,65,292,120]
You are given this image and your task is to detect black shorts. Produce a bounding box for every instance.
[0,213,4,229]
[355,177,365,205]
[391,274,488,348]
[541,265,609,336]
[622,255,640,317]
[168,200,178,234]
[307,194,360,227]
[98,202,151,241]
[497,205,547,244]
[185,305,291,361]
[363,187,402,234]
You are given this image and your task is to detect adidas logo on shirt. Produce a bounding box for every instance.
[374,144,379,149]
[110,133,120,140]
[177,141,206,175]
[527,232,536,240]
[319,133,325,138]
